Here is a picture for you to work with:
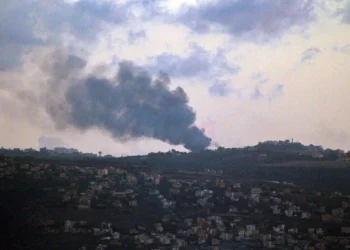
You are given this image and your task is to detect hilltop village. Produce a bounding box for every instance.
[2,142,350,250]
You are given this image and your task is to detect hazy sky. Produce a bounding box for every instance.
[0,0,349,156]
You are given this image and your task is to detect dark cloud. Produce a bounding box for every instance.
[147,44,240,78]
[301,47,321,62]
[64,61,211,151]
[0,1,214,151]
[3,50,211,151]
[177,0,315,40]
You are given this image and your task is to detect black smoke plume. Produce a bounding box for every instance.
[48,59,211,151]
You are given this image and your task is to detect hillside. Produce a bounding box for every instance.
[1,140,350,193]
[1,140,349,169]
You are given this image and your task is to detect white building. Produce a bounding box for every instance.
[53,147,79,154]
[155,223,163,233]
[220,232,233,241]
[271,205,281,215]
[65,220,76,232]
[251,188,262,195]
[97,168,108,176]
[129,200,138,207]
[233,183,241,189]
[159,235,171,245]
[285,209,293,217]
[195,190,204,197]
[301,212,311,219]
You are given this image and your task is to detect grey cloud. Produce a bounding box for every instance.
[301,47,321,62]
[65,61,211,151]
[38,136,67,150]
[268,84,284,101]
[209,81,229,97]
[251,86,264,100]
[2,50,211,151]
[342,45,350,53]
[336,2,350,24]
[141,0,168,19]
[128,30,147,44]
[252,73,263,80]
[0,0,137,70]
[251,83,284,101]
[251,72,268,84]
[208,80,240,98]
[147,44,240,78]
[334,44,350,54]
[0,45,27,71]
[38,0,134,40]
[213,49,241,75]
[0,0,46,69]
[177,0,315,40]
[251,73,270,100]
[74,0,130,22]
[63,0,135,39]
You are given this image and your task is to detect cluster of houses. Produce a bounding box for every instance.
[2,156,350,249]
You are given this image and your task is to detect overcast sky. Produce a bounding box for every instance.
[0,0,349,156]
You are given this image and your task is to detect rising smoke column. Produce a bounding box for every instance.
[51,60,211,151]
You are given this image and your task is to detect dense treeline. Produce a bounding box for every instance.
[1,141,350,194]
[0,140,345,164]
[0,177,46,249]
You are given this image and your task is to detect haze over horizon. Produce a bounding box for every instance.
[1,0,350,156]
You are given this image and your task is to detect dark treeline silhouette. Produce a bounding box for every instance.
[1,140,350,194]
[0,177,46,249]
